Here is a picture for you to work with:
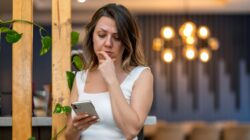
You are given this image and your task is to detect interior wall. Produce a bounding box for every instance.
[1,15,250,122]
[138,14,250,122]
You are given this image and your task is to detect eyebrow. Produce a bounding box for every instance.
[97,27,118,35]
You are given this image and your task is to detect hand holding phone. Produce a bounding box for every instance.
[71,100,99,117]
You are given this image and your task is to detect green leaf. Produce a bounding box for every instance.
[5,30,22,43]
[71,31,79,46]
[0,27,11,33]
[66,71,75,91]
[72,55,84,70]
[53,103,62,113]
[62,106,72,113]
[40,36,52,56]
[28,136,36,140]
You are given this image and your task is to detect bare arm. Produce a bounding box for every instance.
[64,76,99,140]
[64,79,82,140]
[108,69,153,139]
[98,51,153,139]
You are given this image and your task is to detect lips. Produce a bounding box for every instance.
[105,51,113,56]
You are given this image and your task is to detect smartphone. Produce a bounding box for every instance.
[71,100,99,117]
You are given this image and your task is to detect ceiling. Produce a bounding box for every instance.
[1,0,250,24]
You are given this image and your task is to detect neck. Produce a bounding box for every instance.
[114,60,124,74]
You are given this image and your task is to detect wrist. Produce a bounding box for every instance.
[107,78,119,87]
[65,125,81,139]
[65,131,81,140]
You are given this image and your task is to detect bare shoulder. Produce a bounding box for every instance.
[140,67,153,79]
[135,67,153,86]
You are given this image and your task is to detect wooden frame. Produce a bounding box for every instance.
[52,0,71,139]
[12,0,33,139]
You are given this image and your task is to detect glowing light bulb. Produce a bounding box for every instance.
[199,48,211,62]
[183,29,192,37]
[179,21,196,37]
[161,48,175,63]
[186,36,196,45]
[152,38,164,51]
[183,45,197,60]
[208,38,219,50]
[161,26,175,40]
[186,50,195,59]
[198,26,210,39]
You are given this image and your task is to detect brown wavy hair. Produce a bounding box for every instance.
[82,3,146,72]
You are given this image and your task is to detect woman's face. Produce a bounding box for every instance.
[92,16,125,64]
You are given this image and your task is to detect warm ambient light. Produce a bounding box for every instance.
[162,48,175,63]
[153,21,219,63]
[208,38,219,50]
[78,0,86,3]
[161,26,175,40]
[152,38,164,51]
[198,26,210,39]
[199,48,211,62]
[179,21,196,37]
[183,46,197,60]
[185,36,197,45]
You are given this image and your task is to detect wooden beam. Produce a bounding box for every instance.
[52,0,71,139]
[12,0,33,139]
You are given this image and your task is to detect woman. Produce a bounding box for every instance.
[65,3,153,140]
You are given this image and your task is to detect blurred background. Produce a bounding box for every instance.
[1,0,250,139]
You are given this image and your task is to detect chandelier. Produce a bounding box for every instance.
[152,21,219,63]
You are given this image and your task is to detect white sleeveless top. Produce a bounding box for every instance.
[72,66,149,140]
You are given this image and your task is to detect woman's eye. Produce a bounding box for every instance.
[98,34,106,38]
[114,36,120,41]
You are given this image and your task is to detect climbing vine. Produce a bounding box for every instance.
[0,19,84,140]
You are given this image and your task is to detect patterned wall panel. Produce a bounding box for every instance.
[137,14,250,121]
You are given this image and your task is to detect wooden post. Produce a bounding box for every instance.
[52,0,71,139]
[12,0,33,139]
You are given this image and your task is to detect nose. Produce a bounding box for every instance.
[104,36,112,48]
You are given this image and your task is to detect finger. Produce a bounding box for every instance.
[78,115,98,125]
[97,51,111,60]
[77,118,99,130]
[73,113,89,122]
[73,115,92,129]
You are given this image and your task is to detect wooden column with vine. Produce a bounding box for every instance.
[52,0,71,139]
[12,0,33,139]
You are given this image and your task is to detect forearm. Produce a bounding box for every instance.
[108,81,142,138]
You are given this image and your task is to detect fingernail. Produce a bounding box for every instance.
[73,123,77,127]
[92,116,96,119]
[85,114,89,117]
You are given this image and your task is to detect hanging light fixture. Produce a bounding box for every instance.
[152,0,219,63]
[152,22,219,63]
